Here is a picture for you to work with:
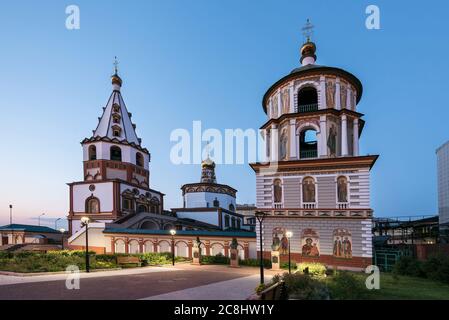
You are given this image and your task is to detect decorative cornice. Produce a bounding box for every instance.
[81,136,150,155]
[249,155,378,173]
[181,182,237,197]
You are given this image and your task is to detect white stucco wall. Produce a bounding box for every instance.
[184,192,236,210]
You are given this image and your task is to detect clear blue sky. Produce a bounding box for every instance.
[1,0,448,227]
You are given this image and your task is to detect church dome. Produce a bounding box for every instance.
[111,73,122,87]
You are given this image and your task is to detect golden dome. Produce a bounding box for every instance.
[201,156,215,168]
[111,73,122,87]
[300,41,317,64]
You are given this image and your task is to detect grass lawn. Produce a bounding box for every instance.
[352,272,449,300]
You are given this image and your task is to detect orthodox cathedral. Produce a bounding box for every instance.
[67,69,256,259]
[68,25,376,269]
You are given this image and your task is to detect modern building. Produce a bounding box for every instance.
[249,33,378,270]
[436,141,449,242]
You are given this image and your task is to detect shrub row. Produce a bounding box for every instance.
[393,254,449,284]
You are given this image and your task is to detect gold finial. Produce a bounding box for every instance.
[113,56,119,75]
[302,18,314,43]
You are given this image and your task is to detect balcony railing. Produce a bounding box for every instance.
[300,150,318,159]
[296,103,318,113]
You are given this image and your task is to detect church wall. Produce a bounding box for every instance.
[176,211,219,226]
[258,217,372,269]
[255,170,370,209]
[119,184,162,202]
[73,182,114,213]
[83,142,149,170]
[184,192,236,210]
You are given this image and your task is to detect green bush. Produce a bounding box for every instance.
[240,258,271,268]
[281,261,297,270]
[393,256,424,278]
[297,262,327,277]
[422,254,449,284]
[328,271,367,300]
[272,272,330,300]
[201,254,230,265]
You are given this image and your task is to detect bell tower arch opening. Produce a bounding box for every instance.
[299,129,317,159]
[297,86,318,113]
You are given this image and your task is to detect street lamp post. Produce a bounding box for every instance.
[81,217,90,273]
[170,229,176,266]
[55,218,61,230]
[59,228,66,250]
[9,205,12,225]
[255,211,266,285]
[286,231,293,274]
[38,213,45,226]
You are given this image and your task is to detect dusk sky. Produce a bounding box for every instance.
[1,0,448,228]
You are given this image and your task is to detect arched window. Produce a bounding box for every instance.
[86,197,100,214]
[229,204,235,212]
[297,86,318,113]
[337,176,348,203]
[136,152,144,167]
[302,177,316,203]
[110,146,122,161]
[273,179,282,204]
[141,220,158,230]
[88,145,97,160]
[213,198,220,208]
[224,215,230,228]
[137,204,148,213]
[231,217,236,229]
[300,129,317,159]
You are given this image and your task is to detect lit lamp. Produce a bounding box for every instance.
[80,217,90,273]
[170,229,177,266]
[255,211,267,285]
[286,231,293,274]
[59,228,66,250]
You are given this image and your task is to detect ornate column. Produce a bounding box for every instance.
[289,119,297,159]
[319,76,326,109]
[335,78,341,110]
[224,241,229,257]
[139,239,144,253]
[353,118,359,156]
[347,88,352,110]
[270,124,278,162]
[243,242,249,260]
[341,115,349,156]
[205,240,211,256]
[153,240,158,253]
[277,91,282,117]
[125,237,129,254]
[188,241,193,259]
[289,84,295,113]
[319,115,327,157]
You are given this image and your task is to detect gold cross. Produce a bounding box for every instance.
[113,56,119,74]
[302,19,314,42]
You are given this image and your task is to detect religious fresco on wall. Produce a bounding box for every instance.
[340,83,347,108]
[273,179,282,203]
[281,87,290,114]
[302,177,316,203]
[301,228,320,257]
[327,122,337,157]
[325,79,336,108]
[280,128,288,160]
[272,227,288,254]
[272,94,279,117]
[337,176,348,203]
[333,229,352,258]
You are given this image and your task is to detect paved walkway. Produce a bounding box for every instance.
[0,264,279,300]
[142,274,270,300]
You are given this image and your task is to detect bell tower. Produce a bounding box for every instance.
[67,61,164,236]
[250,21,378,270]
